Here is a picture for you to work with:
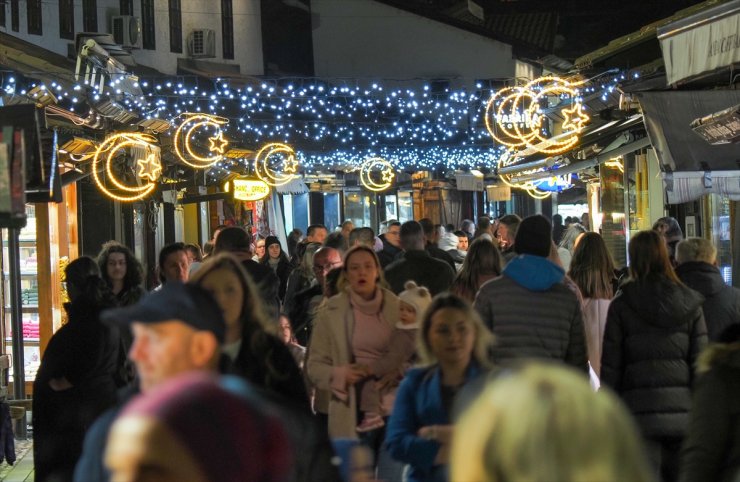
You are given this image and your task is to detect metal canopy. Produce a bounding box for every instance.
[637,90,740,171]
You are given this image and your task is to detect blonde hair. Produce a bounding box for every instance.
[417,293,493,368]
[338,245,388,292]
[676,237,717,265]
[451,363,653,482]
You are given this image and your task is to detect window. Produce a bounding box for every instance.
[120,0,133,15]
[221,0,234,59]
[168,0,182,53]
[11,0,19,32]
[59,0,74,40]
[0,0,6,28]
[83,0,97,32]
[141,0,155,49]
[26,0,42,34]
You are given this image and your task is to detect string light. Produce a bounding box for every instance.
[92,132,160,202]
[359,157,395,192]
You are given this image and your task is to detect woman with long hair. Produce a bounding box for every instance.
[33,257,120,482]
[96,241,145,307]
[567,232,616,378]
[451,364,653,482]
[260,236,292,301]
[306,245,403,478]
[385,293,493,482]
[189,253,309,408]
[450,238,503,302]
[601,230,707,482]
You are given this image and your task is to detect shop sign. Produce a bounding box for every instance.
[232,178,270,201]
[659,9,740,85]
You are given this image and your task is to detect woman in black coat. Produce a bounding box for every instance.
[679,325,740,482]
[601,230,708,482]
[33,257,121,482]
[261,236,292,302]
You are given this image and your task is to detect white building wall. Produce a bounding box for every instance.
[0,0,264,76]
[311,0,517,81]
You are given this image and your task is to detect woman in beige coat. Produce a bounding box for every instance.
[307,245,403,477]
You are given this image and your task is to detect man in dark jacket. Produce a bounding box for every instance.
[418,218,457,272]
[474,215,588,372]
[214,227,280,319]
[675,237,740,341]
[384,221,455,295]
[377,220,403,268]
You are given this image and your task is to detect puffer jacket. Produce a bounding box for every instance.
[601,276,708,439]
[676,261,740,341]
[473,254,588,372]
[679,342,740,482]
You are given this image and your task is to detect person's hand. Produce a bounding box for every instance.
[375,369,402,392]
[417,425,453,444]
[346,364,369,384]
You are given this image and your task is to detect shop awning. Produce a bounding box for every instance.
[275,177,309,194]
[662,170,740,203]
[455,172,484,191]
[658,0,740,86]
[637,90,740,172]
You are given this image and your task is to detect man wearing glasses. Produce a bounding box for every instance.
[377,220,403,268]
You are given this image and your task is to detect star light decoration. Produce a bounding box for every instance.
[137,152,162,182]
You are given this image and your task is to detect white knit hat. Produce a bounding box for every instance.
[398,280,432,328]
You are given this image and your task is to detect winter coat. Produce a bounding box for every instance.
[34,298,120,482]
[385,363,484,482]
[377,236,403,268]
[679,343,740,482]
[676,261,740,341]
[384,250,455,296]
[473,255,588,372]
[262,257,293,301]
[601,276,708,439]
[306,288,400,439]
[426,244,457,272]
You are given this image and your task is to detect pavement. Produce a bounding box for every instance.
[0,439,33,482]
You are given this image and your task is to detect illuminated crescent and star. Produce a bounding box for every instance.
[359,157,395,192]
[173,113,230,169]
[92,133,161,202]
[254,143,300,187]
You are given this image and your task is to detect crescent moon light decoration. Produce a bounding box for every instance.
[92,133,161,202]
[254,143,300,187]
[173,113,229,169]
[496,149,557,200]
[359,157,395,192]
[485,76,589,156]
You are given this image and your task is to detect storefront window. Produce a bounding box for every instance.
[1,205,40,384]
[708,194,732,284]
[384,194,398,221]
[283,193,309,234]
[398,191,413,223]
[323,193,340,232]
[344,191,376,229]
[600,162,627,267]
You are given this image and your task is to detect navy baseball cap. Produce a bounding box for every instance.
[101,282,226,343]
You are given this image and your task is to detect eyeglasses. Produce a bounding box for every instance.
[313,261,342,273]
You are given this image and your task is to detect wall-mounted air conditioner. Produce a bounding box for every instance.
[188,29,216,58]
[111,15,142,49]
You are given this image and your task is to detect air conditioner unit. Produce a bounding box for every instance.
[188,29,216,58]
[111,15,142,49]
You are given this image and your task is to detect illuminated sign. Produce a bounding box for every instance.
[231,178,270,201]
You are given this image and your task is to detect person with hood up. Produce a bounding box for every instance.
[679,324,740,482]
[473,215,588,373]
[437,230,465,270]
[601,230,707,482]
[653,216,683,267]
[675,237,740,341]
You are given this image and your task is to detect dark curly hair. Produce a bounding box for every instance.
[96,241,145,304]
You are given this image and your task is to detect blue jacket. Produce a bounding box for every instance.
[385,363,483,482]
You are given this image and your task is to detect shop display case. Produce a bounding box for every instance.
[1,206,41,387]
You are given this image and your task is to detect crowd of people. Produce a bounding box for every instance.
[30,212,740,482]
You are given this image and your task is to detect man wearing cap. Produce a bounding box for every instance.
[474,214,588,372]
[74,283,227,481]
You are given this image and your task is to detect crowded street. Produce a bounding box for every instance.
[0,0,739,481]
